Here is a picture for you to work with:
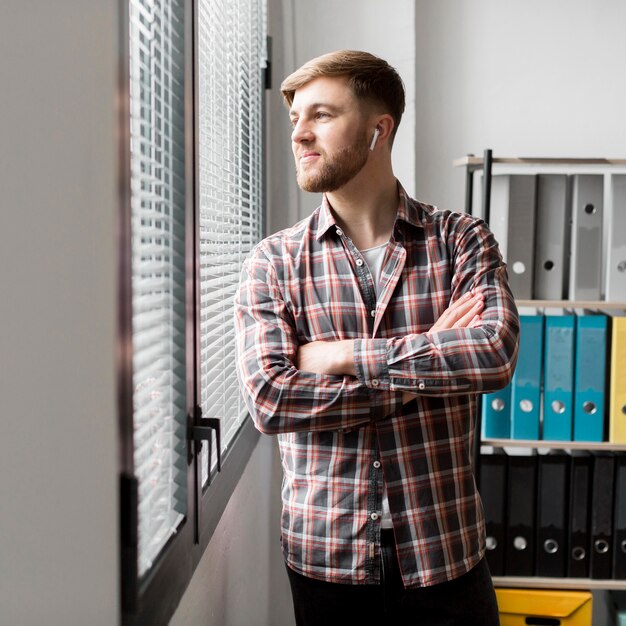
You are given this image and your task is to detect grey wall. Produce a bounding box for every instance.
[171,436,293,626]
[0,2,119,624]
[414,0,626,212]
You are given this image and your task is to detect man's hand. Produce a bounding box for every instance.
[428,290,484,333]
[296,339,356,376]
[402,291,484,404]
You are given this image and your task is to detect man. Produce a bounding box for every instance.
[235,50,519,625]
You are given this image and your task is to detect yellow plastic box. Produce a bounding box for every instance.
[496,588,592,626]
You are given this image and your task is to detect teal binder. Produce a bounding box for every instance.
[543,314,575,441]
[481,384,512,439]
[573,314,607,442]
[510,315,543,440]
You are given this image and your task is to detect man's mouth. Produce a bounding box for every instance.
[299,151,320,163]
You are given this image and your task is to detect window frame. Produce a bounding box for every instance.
[118,0,268,622]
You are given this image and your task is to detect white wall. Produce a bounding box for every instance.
[414,0,626,212]
[268,0,416,232]
[0,2,119,624]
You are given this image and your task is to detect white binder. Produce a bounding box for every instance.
[534,175,571,300]
[606,174,626,301]
[569,175,604,301]
[489,174,537,299]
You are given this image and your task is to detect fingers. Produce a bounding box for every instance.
[452,297,485,328]
[431,292,485,331]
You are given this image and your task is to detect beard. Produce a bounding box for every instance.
[295,132,370,193]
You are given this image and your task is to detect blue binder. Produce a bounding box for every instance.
[573,314,607,442]
[511,315,544,440]
[482,385,512,439]
[543,314,575,440]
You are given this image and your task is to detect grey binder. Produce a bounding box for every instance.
[534,175,572,300]
[606,175,626,301]
[569,175,604,301]
[489,175,537,299]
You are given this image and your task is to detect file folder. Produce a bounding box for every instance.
[569,174,604,301]
[479,450,508,576]
[606,175,626,301]
[510,315,543,440]
[567,452,592,578]
[573,313,607,442]
[613,454,626,579]
[489,174,537,299]
[590,453,616,579]
[609,315,626,443]
[505,454,537,576]
[481,384,512,439]
[536,452,569,577]
[533,174,571,300]
[496,588,592,626]
[543,314,575,441]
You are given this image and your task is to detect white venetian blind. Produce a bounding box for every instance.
[129,0,187,577]
[197,0,266,484]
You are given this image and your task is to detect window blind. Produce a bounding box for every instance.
[197,0,266,484]
[129,0,187,577]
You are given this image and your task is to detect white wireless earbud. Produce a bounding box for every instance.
[369,127,380,151]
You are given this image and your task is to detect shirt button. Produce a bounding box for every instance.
[370,512,379,521]
[373,460,381,469]
[371,379,379,387]
[336,228,343,236]
[370,310,376,317]
[418,381,426,390]
[356,259,364,266]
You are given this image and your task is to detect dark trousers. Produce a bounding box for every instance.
[285,530,500,626]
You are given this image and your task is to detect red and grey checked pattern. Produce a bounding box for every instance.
[234,183,519,588]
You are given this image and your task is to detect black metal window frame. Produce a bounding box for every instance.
[117,1,269,623]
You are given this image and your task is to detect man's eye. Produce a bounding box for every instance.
[316,112,330,120]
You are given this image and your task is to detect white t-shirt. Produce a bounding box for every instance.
[360,242,393,529]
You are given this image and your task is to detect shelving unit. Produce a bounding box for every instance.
[457,150,626,594]
[482,439,626,452]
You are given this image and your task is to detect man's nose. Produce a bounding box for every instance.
[291,119,314,144]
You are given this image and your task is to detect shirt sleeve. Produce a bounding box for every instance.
[234,245,403,435]
[353,217,520,396]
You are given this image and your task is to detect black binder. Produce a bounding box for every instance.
[613,455,626,579]
[479,450,508,576]
[536,452,569,577]
[505,454,537,576]
[567,451,592,578]
[590,453,616,579]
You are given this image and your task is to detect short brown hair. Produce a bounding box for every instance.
[281,50,405,139]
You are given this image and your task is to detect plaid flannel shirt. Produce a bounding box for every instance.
[234,183,519,588]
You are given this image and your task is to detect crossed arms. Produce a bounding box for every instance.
[234,220,520,436]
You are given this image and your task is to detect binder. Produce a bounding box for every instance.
[573,313,607,442]
[606,175,626,301]
[479,450,508,576]
[533,174,571,300]
[495,588,592,626]
[609,315,626,443]
[505,454,537,576]
[568,174,604,301]
[536,452,569,577]
[543,314,575,441]
[489,174,537,299]
[481,384,512,439]
[613,454,626,579]
[510,315,543,440]
[567,452,592,578]
[590,453,616,579]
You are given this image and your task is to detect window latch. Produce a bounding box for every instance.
[189,405,221,481]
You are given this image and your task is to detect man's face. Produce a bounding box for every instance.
[289,76,371,193]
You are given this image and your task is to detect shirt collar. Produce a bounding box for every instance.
[315,180,425,242]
